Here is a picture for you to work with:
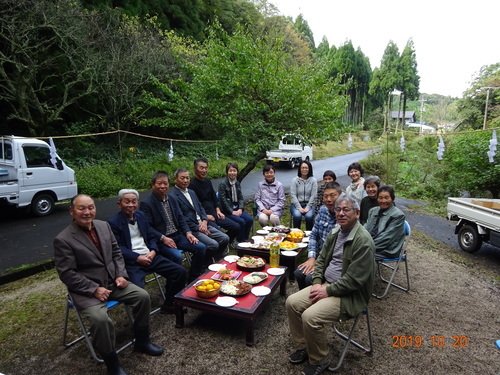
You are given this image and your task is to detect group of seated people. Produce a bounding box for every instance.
[293,161,406,291]
[54,157,406,375]
[286,163,406,375]
[53,157,257,375]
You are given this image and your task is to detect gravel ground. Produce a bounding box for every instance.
[1,198,499,375]
[1,227,499,375]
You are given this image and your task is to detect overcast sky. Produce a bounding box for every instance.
[270,0,500,98]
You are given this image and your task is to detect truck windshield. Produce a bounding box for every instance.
[282,135,299,145]
[23,145,53,168]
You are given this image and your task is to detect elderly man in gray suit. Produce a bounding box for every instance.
[54,194,163,375]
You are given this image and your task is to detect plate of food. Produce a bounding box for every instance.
[267,267,286,276]
[211,268,241,281]
[220,280,252,296]
[297,242,308,248]
[215,296,238,307]
[263,226,273,231]
[208,263,225,272]
[251,286,271,296]
[242,272,269,284]
[251,240,272,249]
[270,225,291,234]
[236,256,266,271]
[280,241,299,250]
[256,229,269,235]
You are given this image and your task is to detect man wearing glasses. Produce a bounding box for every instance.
[286,194,375,375]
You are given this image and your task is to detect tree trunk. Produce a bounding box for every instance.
[238,151,267,182]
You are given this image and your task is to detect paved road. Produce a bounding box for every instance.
[1,149,498,273]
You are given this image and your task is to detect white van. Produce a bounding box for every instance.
[0,136,78,216]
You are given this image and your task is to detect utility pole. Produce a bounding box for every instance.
[482,87,500,130]
[419,95,427,133]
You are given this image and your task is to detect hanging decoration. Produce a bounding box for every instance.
[168,140,174,161]
[347,133,352,150]
[436,135,445,160]
[487,130,497,163]
[400,133,405,152]
[48,138,58,168]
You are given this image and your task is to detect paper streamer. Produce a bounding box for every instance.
[437,135,445,160]
[487,130,497,163]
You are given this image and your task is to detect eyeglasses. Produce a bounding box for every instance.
[334,207,353,213]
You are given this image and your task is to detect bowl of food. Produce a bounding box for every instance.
[236,256,266,271]
[286,230,304,243]
[194,279,221,298]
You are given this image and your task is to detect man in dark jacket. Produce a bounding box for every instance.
[140,171,206,282]
[170,168,229,263]
[107,189,186,314]
[188,157,240,245]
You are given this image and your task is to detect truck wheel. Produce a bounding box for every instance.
[458,224,482,253]
[289,159,297,168]
[31,194,55,217]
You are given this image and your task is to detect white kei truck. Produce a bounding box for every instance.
[447,197,500,253]
[0,136,78,216]
[265,134,313,168]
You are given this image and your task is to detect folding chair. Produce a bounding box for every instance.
[62,294,134,363]
[374,220,411,299]
[329,307,373,372]
[144,272,166,315]
[179,249,192,266]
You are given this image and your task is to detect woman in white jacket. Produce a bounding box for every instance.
[290,161,317,230]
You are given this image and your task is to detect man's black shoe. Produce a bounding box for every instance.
[301,358,331,375]
[289,349,308,364]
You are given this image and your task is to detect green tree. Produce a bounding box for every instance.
[369,41,401,132]
[293,14,315,51]
[142,24,348,179]
[457,63,500,129]
[397,39,420,131]
[444,132,500,198]
[0,0,96,136]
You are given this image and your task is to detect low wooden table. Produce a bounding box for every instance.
[236,244,306,281]
[174,261,287,346]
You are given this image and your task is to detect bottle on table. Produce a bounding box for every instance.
[269,240,280,268]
